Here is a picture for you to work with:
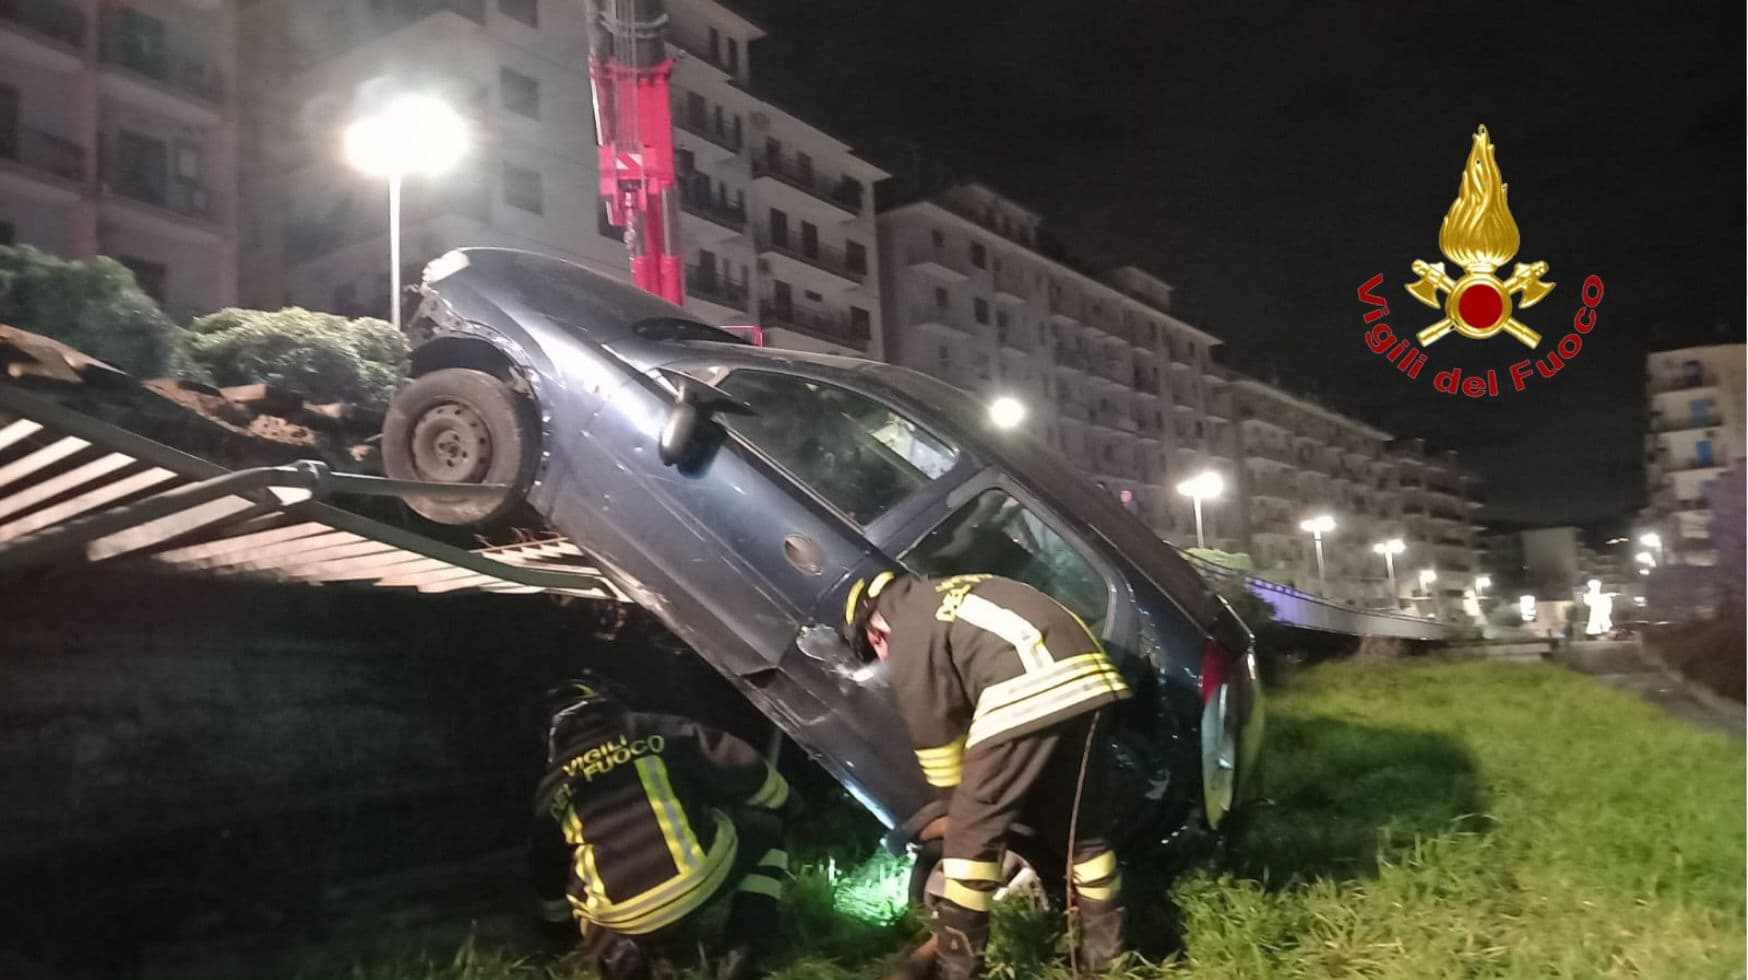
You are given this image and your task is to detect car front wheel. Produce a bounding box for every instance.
[381,367,539,525]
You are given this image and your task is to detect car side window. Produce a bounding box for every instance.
[902,488,1109,631]
[716,371,958,525]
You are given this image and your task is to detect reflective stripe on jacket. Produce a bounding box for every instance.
[535,710,787,934]
[876,575,1131,784]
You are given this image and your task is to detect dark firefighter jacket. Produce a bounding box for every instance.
[534,709,789,935]
[872,574,1132,790]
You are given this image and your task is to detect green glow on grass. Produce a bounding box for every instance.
[829,849,915,925]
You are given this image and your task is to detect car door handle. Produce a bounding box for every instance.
[783,533,824,575]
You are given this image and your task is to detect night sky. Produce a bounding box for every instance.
[735,0,1744,527]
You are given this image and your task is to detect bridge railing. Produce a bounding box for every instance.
[1171,545,1452,641]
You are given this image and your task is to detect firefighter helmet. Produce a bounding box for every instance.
[842,570,898,661]
[542,674,626,759]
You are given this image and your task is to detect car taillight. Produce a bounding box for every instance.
[1199,638,1231,704]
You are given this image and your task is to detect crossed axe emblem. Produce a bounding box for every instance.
[1406,259,1555,348]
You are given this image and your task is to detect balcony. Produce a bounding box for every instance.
[1649,411,1727,434]
[902,244,967,282]
[672,100,742,157]
[0,126,84,184]
[756,232,865,286]
[906,304,968,333]
[1649,369,1722,394]
[678,181,746,237]
[101,12,225,105]
[993,267,1029,303]
[1052,344,1088,372]
[1047,292,1082,325]
[0,0,84,49]
[751,151,863,218]
[1056,397,1090,422]
[685,267,748,312]
[760,300,868,350]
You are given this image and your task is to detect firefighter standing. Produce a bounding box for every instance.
[846,573,1132,980]
[531,681,796,980]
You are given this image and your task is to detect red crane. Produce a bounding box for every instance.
[586,0,683,305]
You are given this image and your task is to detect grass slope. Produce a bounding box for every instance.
[337,658,1745,980]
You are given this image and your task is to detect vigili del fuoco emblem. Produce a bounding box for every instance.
[1405,125,1554,349]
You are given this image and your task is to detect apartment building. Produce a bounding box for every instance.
[237,0,887,357]
[1390,438,1485,613]
[665,0,887,356]
[0,0,239,318]
[1642,343,1745,568]
[1217,379,1407,604]
[878,183,1235,548]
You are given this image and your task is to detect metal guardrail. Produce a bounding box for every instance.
[1173,545,1452,641]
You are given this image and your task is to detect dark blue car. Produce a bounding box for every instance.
[383,248,1262,874]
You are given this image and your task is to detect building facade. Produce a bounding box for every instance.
[1642,343,1745,568]
[0,0,240,318]
[879,185,1488,608]
[236,0,886,357]
[878,184,1234,548]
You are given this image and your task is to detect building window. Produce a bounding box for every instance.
[764,137,781,165]
[796,152,813,184]
[771,280,793,317]
[726,37,740,73]
[803,289,823,303]
[850,306,870,340]
[118,257,166,303]
[708,26,720,62]
[996,310,1009,330]
[768,208,789,247]
[938,344,951,367]
[973,298,989,324]
[499,0,538,28]
[500,67,539,118]
[800,220,819,258]
[934,286,948,308]
[931,228,944,248]
[846,240,867,275]
[503,164,543,214]
[0,221,13,246]
[970,242,987,269]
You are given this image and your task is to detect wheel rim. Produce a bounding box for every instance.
[1202,682,1239,827]
[409,401,493,483]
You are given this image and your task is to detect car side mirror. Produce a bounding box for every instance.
[656,375,753,468]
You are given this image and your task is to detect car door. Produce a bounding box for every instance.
[655,363,973,828]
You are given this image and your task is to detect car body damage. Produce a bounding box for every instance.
[393,247,1264,853]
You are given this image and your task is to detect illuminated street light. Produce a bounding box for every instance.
[1299,514,1335,594]
[1519,594,1537,623]
[988,396,1026,430]
[1371,537,1405,604]
[1474,574,1491,593]
[1419,567,1438,592]
[343,95,469,331]
[1638,531,1661,549]
[1176,471,1224,550]
[1634,550,1656,568]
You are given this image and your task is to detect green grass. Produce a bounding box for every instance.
[335,658,1744,980]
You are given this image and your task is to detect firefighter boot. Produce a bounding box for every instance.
[1073,897,1127,973]
[931,900,989,980]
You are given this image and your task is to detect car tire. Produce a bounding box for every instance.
[381,368,539,526]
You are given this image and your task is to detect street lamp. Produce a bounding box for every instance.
[1299,514,1335,594]
[1474,574,1491,593]
[1372,537,1405,606]
[988,396,1026,430]
[1638,531,1664,566]
[343,94,469,331]
[1176,470,1224,550]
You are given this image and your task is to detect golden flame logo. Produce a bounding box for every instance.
[1406,125,1553,348]
[1438,126,1519,274]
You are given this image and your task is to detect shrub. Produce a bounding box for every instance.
[0,245,187,377]
[184,307,410,410]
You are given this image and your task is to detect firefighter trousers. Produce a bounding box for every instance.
[938,711,1121,916]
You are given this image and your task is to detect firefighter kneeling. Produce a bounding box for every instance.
[847,573,1132,980]
[531,680,799,980]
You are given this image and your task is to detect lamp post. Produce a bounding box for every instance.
[1176,471,1223,550]
[1299,514,1335,595]
[1372,537,1405,607]
[343,95,469,331]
